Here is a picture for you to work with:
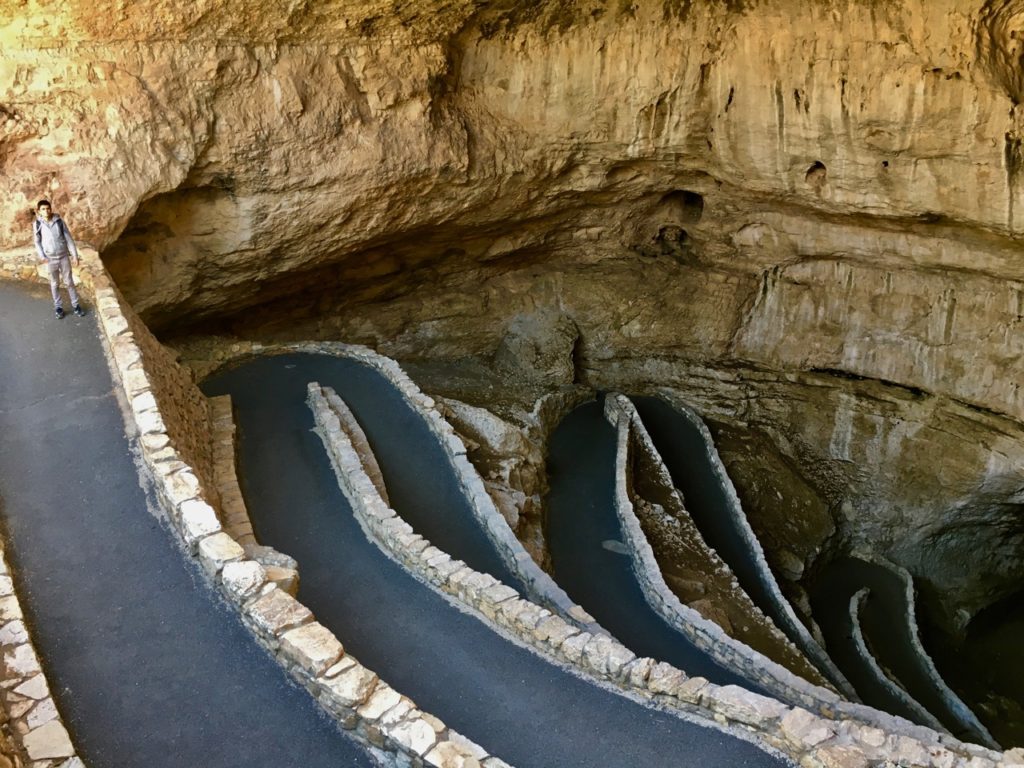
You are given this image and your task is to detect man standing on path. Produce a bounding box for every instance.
[33,200,86,320]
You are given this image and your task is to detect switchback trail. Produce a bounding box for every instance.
[203,353,793,768]
[0,282,379,768]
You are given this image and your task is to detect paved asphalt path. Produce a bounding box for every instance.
[544,400,757,690]
[203,353,794,768]
[0,282,379,767]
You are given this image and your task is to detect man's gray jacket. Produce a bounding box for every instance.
[33,215,78,261]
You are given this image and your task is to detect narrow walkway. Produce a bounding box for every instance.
[203,354,793,768]
[0,282,379,768]
[544,400,754,689]
[630,397,782,628]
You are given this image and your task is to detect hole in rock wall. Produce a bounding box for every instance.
[805,161,827,190]
[656,190,704,225]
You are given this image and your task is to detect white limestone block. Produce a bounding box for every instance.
[279,623,344,676]
[708,685,789,726]
[134,408,167,436]
[5,643,41,677]
[178,499,221,546]
[198,532,245,576]
[165,470,202,505]
[14,674,49,701]
[358,684,402,721]
[425,740,483,768]
[221,561,266,601]
[559,632,591,664]
[26,697,57,729]
[646,661,687,696]
[319,663,378,709]
[0,620,28,647]
[389,713,438,756]
[780,707,835,748]
[247,586,313,637]
[0,595,23,624]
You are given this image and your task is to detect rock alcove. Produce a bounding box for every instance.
[4,0,1024,749]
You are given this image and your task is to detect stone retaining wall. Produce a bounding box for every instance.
[847,589,945,733]
[320,347,598,631]
[207,396,300,596]
[25,257,1024,765]
[0,249,92,768]
[655,388,853,698]
[0,544,80,768]
[603,392,1011,754]
[309,382,1024,768]
[604,394,843,709]
[865,556,994,747]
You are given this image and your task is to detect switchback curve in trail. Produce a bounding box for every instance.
[202,353,794,768]
[812,557,996,747]
[0,282,380,768]
[544,399,757,690]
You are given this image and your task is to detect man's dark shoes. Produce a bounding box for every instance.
[55,307,65,320]
[73,305,86,317]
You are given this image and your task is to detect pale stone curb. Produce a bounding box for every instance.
[322,343,601,634]
[847,588,944,732]
[194,339,599,634]
[865,556,996,747]
[603,393,973,748]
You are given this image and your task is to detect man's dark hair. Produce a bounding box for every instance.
[37,200,51,209]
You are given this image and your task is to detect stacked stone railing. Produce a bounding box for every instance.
[654,389,852,697]
[309,381,1024,768]
[847,589,946,733]
[306,346,601,633]
[1,249,504,768]
[208,396,300,595]
[859,556,995,747]
[604,392,1013,753]
[191,339,600,633]
[604,394,843,708]
[0,543,80,768]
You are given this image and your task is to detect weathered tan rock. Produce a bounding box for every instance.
[319,663,378,710]
[780,708,836,749]
[357,684,402,721]
[279,623,344,676]
[197,532,245,576]
[246,586,313,637]
[389,713,439,756]
[177,498,220,545]
[646,661,687,696]
[425,741,484,768]
[708,685,790,726]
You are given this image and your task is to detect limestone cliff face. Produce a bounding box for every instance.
[3,0,1024,626]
